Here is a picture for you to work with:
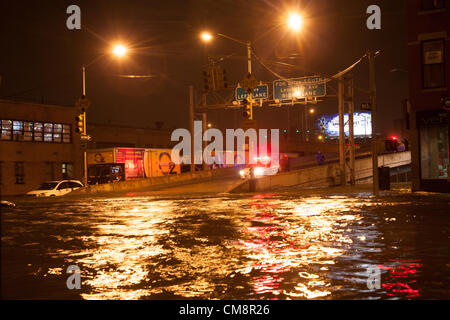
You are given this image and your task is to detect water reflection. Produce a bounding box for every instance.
[1,192,449,299]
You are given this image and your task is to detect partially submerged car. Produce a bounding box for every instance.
[26,180,84,197]
[239,156,280,179]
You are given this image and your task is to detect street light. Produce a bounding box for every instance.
[201,31,253,119]
[201,32,213,42]
[112,43,128,57]
[287,12,303,32]
[80,43,129,186]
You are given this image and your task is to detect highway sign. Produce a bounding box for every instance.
[273,76,326,100]
[236,84,268,101]
[242,73,258,94]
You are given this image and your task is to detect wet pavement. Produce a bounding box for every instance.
[1,186,449,300]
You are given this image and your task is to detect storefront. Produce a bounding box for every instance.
[416,109,450,192]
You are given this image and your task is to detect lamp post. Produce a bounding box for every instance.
[201,32,254,118]
[79,43,128,186]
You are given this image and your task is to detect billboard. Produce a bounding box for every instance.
[318,112,372,137]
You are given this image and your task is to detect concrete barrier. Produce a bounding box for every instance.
[71,166,240,195]
[229,151,411,193]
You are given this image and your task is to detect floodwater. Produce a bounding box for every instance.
[1,189,450,300]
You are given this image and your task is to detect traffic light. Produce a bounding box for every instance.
[215,67,227,89]
[75,113,85,134]
[242,98,251,119]
[203,68,215,91]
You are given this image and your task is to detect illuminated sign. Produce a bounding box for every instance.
[318,112,372,137]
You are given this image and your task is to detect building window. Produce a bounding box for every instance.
[44,123,53,142]
[421,0,445,10]
[53,124,62,143]
[420,125,449,179]
[0,120,71,143]
[34,122,43,141]
[24,122,33,141]
[422,39,446,89]
[63,124,71,143]
[12,120,24,141]
[1,120,12,140]
[14,162,25,184]
[62,162,74,179]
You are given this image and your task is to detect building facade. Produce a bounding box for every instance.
[0,100,83,196]
[86,122,174,149]
[408,0,450,192]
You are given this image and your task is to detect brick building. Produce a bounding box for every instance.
[0,100,83,196]
[407,0,450,192]
[0,99,175,195]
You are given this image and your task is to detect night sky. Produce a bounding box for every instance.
[0,0,408,135]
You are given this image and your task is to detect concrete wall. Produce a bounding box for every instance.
[230,152,411,193]
[71,166,239,195]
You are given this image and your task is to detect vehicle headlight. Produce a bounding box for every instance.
[254,167,264,176]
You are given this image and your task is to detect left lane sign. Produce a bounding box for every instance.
[236,84,268,101]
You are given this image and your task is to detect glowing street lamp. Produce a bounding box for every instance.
[201,32,213,42]
[287,12,303,32]
[112,44,128,57]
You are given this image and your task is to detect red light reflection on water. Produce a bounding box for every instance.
[240,194,310,298]
[379,259,422,299]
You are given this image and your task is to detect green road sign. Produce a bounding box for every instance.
[236,84,268,101]
[273,76,326,100]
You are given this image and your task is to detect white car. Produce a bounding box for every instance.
[26,180,84,197]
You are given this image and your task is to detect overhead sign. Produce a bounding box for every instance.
[273,76,326,100]
[236,84,268,101]
[242,73,259,94]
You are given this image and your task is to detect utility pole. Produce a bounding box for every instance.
[82,65,87,187]
[247,41,253,120]
[346,74,356,185]
[189,85,195,173]
[202,92,208,170]
[338,76,346,186]
[368,51,379,195]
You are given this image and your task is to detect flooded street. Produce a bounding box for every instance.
[1,189,450,300]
